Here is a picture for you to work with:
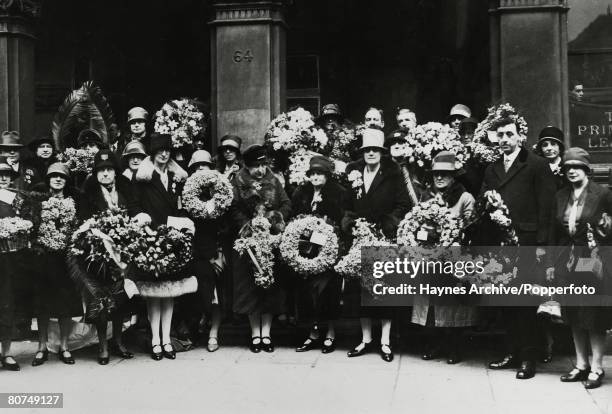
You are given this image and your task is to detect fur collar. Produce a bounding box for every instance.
[135,156,187,183]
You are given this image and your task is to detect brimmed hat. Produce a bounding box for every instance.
[0,131,24,148]
[562,147,590,171]
[122,140,147,159]
[316,104,344,125]
[27,136,55,153]
[384,129,408,148]
[188,150,213,169]
[93,149,119,172]
[46,162,70,179]
[77,129,103,148]
[431,151,459,172]
[243,144,268,167]
[459,117,478,132]
[308,155,334,175]
[127,107,149,123]
[449,104,471,120]
[149,133,172,156]
[537,126,565,153]
[219,135,242,152]
[360,128,386,151]
[0,156,18,178]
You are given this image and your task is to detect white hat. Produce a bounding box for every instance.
[449,104,471,119]
[188,150,213,168]
[360,128,386,151]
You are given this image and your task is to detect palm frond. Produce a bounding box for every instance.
[51,81,115,151]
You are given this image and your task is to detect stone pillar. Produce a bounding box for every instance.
[0,1,40,141]
[490,0,569,145]
[209,1,286,150]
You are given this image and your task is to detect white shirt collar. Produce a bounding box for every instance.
[503,147,521,165]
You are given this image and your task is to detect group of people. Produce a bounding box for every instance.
[0,102,610,391]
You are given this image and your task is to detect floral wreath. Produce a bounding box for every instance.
[396,194,464,247]
[36,197,77,252]
[0,216,33,253]
[154,98,205,148]
[234,216,281,289]
[470,103,528,164]
[182,170,234,220]
[477,190,519,246]
[407,122,469,170]
[130,225,193,278]
[56,148,95,174]
[279,215,339,276]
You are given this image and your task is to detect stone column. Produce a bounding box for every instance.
[209,1,287,150]
[490,0,569,145]
[0,0,40,141]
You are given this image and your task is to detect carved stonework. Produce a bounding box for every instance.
[210,1,286,26]
[491,0,568,12]
[0,0,42,19]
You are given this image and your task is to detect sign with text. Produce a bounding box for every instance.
[570,101,612,163]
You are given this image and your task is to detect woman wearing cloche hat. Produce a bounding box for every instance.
[29,163,82,367]
[291,155,347,354]
[549,147,612,389]
[343,128,411,363]
[412,151,477,365]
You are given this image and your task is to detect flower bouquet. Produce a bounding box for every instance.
[0,216,33,253]
[328,125,358,162]
[234,216,281,289]
[265,107,329,153]
[56,149,95,174]
[279,215,339,276]
[408,122,469,171]
[154,98,206,148]
[182,170,234,220]
[36,197,77,252]
[335,219,394,293]
[470,103,528,164]
[130,225,193,278]
[473,190,519,246]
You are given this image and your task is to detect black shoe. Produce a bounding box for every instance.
[296,337,319,352]
[59,349,75,365]
[540,351,553,364]
[446,350,462,365]
[1,356,20,371]
[151,344,163,361]
[583,370,605,389]
[321,338,336,354]
[347,342,372,358]
[250,337,262,353]
[97,352,110,365]
[110,341,134,359]
[162,343,176,360]
[261,337,274,353]
[31,349,49,367]
[421,346,442,361]
[516,361,536,379]
[380,344,394,362]
[560,366,590,382]
[488,354,517,370]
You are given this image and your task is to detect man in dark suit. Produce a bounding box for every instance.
[481,117,556,379]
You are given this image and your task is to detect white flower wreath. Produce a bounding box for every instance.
[396,195,464,247]
[279,215,339,276]
[182,170,234,220]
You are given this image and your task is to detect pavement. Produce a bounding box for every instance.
[1,339,611,414]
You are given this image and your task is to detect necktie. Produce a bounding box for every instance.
[504,157,512,173]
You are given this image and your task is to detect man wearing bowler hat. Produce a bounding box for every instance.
[0,131,41,190]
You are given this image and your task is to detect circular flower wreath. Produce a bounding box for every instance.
[182,170,234,220]
[154,98,205,148]
[279,215,339,276]
[396,195,464,247]
[37,197,77,252]
[408,122,469,170]
[470,103,528,164]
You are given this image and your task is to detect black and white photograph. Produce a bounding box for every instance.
[0,0,611,413]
